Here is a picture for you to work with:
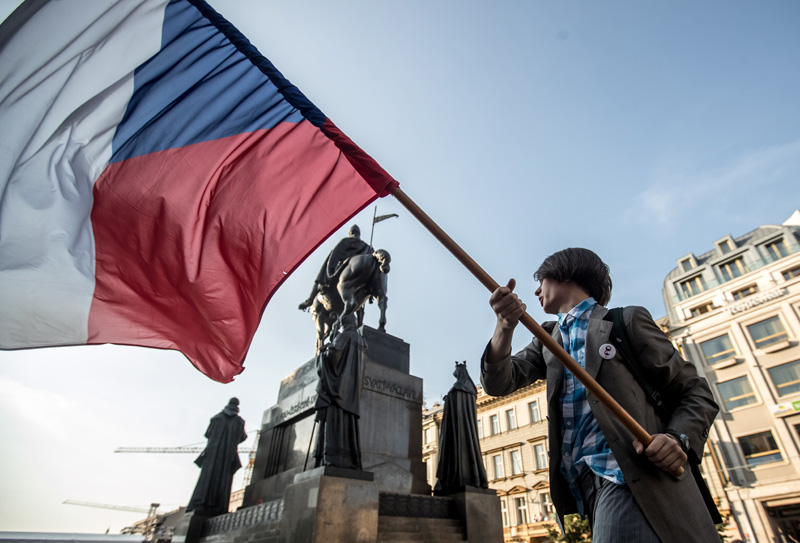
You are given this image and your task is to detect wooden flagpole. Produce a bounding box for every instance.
[390,186,683,473]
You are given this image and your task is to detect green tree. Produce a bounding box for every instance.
[547,514,592,543]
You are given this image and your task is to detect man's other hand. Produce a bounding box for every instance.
[633,434,687,474]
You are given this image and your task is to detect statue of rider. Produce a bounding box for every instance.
[299,224,372,310]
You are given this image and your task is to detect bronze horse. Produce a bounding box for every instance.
[304,249,390,352]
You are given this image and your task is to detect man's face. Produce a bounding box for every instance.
[534,278,573,315]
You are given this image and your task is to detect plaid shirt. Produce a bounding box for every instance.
[558,297,624,516]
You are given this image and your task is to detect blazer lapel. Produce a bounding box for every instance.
[546,324,565,403]
[586,305,613,380]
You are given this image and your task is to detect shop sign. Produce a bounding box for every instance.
[771,400,800,417]
[728,287,787,315]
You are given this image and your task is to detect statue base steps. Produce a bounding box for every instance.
[173,486,502,543]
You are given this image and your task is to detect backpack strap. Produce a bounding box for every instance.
[603,308,669,422]
[603,307,722,523]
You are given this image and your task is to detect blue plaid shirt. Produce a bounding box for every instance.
[558,297,624,516]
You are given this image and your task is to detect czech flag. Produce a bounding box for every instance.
[0,0,398,382]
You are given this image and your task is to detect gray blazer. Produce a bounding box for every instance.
[481,305,719,543]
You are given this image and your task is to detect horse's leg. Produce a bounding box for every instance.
[356,306,365,328]
[337,278,359,323]
[313,311,324,354]
[328,311,339,340]
[377,292,388,332]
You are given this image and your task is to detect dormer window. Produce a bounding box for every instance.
[678,275,705,299]
[718,239,733,254]
[677,254,699,274]
[765,238,789,262]
[718,257,746,282]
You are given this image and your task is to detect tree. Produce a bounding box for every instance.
[547,514,592,543]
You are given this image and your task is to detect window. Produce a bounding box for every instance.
[500,499,509,527]
[678,275,705,298]
[426,459,434,483]
[514,496,529,525]
[718,240,733,254]
[738,430,783,467]
[767,360,800,397]
[719,257,746,282]
[717,376,757,410]
[690,302,715,318]
[540,492,555,519]
[783,265,800,281]
[700,334,736,365]
[534,443,548,470]
[510,449,523,475]
[748,316,789,349]
[490,414,500,435]
[506,409,517,430]
[732,284,759,300]
[681,258,694,272]
[476,419,483,439]
[492,454,504,478]
[765,239,789,261]
[424,427,434,444]
[528,400,541,423]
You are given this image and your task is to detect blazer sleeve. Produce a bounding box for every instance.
[624,306,719,461]
[479,322,554,396]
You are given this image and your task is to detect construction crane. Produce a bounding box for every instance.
[115,430,260,489]
[64,501,177,541]
[114,446,254,453]
[62,499,155,514]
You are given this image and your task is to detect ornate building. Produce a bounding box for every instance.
[423,382,556,542]
[663,210,800,542]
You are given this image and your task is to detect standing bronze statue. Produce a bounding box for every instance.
[434,362,488,493]
[313,314,366,470]
[187,398,247,516]
[299,224,390,352]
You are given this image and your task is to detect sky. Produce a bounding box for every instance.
[1,0,800,534]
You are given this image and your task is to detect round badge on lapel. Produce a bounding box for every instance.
[599,344,617,359]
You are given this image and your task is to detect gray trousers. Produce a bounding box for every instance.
[579,471,661,543]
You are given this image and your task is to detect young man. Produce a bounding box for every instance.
[481,248,719,543]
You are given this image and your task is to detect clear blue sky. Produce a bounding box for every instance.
[1,0,799,533]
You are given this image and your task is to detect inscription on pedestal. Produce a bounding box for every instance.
[271,396,315,426]
[363,376,420,402]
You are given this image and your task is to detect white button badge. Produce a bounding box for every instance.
[599,343,617,360]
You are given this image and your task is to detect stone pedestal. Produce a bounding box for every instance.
[452,487,504,542]
[171,510,208,543]
[244,326,428,506]
[280,468,379,543]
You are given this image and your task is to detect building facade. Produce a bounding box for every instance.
[423,382,557,542]
[663,210,800,542]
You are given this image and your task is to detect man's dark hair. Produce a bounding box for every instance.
[534,248,612,306]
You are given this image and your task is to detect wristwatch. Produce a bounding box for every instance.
[665,429,690,454]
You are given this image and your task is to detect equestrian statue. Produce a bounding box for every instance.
[299,225,390,352]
